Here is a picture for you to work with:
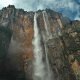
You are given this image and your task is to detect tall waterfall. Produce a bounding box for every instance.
[32,12,46,80]
[42,11,53,80]
[42,11,52,39]
[32,12,53,80]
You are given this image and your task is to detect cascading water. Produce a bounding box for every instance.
[32,12,46,80]
[32,12,53,80]
[42,11,53,80]
[42,11,52,39]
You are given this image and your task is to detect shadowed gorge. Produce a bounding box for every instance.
[0,5,80,80]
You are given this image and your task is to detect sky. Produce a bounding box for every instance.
[0,0,80,21]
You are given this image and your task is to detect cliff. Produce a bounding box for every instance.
[0,5,80,80]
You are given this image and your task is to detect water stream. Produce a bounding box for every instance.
[42,11,53,80]
[32,12,53,80]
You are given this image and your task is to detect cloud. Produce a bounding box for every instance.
[0,0,80,21]
[74,11,80,21]
[14,0,80,20]
[74,17,80,21]
[0,0,13,9]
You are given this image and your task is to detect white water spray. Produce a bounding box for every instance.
[32,12,53,80]
[42,11,52,39]
[42,11,53,80]
[32,12,46,80]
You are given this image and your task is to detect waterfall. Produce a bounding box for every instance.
[42,11,53,80]
[32,12,53,80]
[42,11,52,39]
[32,12,46,80]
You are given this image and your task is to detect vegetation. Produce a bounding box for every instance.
[0,26,12,37]
[75,26,80,32]
[62,32,69,38]
[0,26,12,57]
[74,67,80,80]
[66,25,72,29]
[61,25,80,55]
[54,37,60,44]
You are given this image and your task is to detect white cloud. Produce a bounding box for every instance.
[0,0,80,20]
[37,5,44,10]
[74,17,80,21]
[74,11,80,21]
[0,0,13,8]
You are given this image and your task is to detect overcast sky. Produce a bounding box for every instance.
[0,0,80,21]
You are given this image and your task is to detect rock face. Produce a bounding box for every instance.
[0,26,12,79]
[0,5,80,80]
